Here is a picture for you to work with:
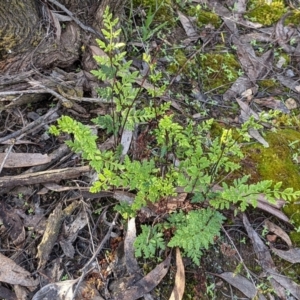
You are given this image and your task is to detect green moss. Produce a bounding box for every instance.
[289,231,300,246]
[245,130,300,188]
[197,53,242,93]
[167,49,194,74]
[285,10,300,26]
[258,79,282,92]
[188,5,221,28]
[245,0,287,26]
[133,0,174,23]
[241,129,300,243]
[272,113,300,128]
[258,79,278,89]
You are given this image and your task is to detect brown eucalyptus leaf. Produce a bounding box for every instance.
[0,253,38,287]
[59,211,88,258]
[49,10,61,42]
[177,11,197,37]
[0,202,25,246]
[276,74,300,93]
[169,248,185,300]
[274,13,296,54]
[32,279,78,300]
[236,98,259,121]
[243,214,300,299]
[218,272,266,299]
[223,75,254,101]
[271,247,300,264]
[37,203,64,269]
[264,220,292,247]
[121,129,133,158]
[114,254,171,300]
[248,128,269,148]
[125,218,141,276]
[0,153,51,168]
[253,97,290,114]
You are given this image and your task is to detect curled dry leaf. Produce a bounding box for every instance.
[32,279,78,300]
[264,220,292,247]
[223,75,254,101]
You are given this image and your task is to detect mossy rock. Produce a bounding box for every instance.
[197,53,241,93]
[241,128,300,243]
[245,0,287,26]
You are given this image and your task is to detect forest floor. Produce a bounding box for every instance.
[1,0,300,299]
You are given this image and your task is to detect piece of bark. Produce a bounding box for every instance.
[0,153,51,168]
[0,166,90,188]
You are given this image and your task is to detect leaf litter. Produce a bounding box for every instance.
[1,0,300,299]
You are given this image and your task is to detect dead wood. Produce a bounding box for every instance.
[0,166,90,188]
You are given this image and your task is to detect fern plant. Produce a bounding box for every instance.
[49,7,300,266]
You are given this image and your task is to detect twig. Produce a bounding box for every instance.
[28,80,72,107]
[0,89,46,97]
[73,212,119,300]
[0,103,60,144]
[0,143,14,174]
[0,166,90,189]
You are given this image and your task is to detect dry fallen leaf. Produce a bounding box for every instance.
[243,213,300,299]
[248,128,269,148]
[253,97,290,114]
[59,211,88,258]
[0,253,38,287]
[0,202,25,247]
[113,254,171,300]
[121,129,133,158]
[264,220,292,247]
[32,279,78,300]
[0,153,51,168]
[177,10,197,38]
[276,74,300,93]
[169,248,185,300]
[271,247,300,264]
[124,218,141,276]
[236,98,269,147]
[37,203,64,269]
[218,272,267,300]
